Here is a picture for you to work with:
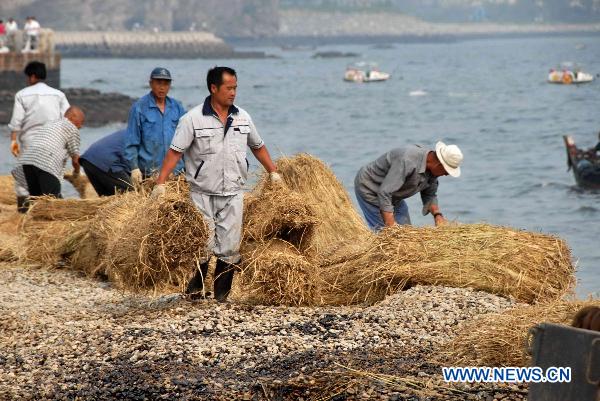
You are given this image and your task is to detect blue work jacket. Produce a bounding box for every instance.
[124,92,186,175]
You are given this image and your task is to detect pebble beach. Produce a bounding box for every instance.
[0,263,530,400]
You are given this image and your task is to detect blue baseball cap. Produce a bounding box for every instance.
[150,67,172,81]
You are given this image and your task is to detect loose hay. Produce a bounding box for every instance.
[444,299,600,367]
[100,189,209,294]
[240,239,322,306]
[320,224,575,306]
[27,196,109,221]
[243,180,319,252]
[0,175,16,205]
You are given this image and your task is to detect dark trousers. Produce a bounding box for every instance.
[80,158,133,197]
[22,165,61,197]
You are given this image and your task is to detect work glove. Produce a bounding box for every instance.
[269,171,283,185]
[151,184,166,199]
[10,140,19,157]
[131,168,143,185]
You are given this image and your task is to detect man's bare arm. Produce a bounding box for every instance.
[251,145,277,173]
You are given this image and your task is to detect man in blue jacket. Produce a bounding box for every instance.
[125,67,185,185]
[79,130,132,196]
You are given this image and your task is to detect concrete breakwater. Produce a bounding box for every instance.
[54,31,234,58]
[0,53,61,92]
[0,30,60,91]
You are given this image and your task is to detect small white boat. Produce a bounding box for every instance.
[548,63,594,85]
[344,62,390,83]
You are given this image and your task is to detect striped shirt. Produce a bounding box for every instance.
[18,118,80,180]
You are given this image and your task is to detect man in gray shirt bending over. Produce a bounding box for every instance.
[354,141,463,231]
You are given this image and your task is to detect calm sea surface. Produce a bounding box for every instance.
[1,35,599,297]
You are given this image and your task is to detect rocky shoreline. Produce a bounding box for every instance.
[0,88,135,128]
[0,264,529,400]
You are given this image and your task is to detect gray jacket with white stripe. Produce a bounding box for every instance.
[170,96,264,195]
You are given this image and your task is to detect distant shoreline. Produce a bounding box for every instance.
[46,27,600,58]
[227,29,600,48]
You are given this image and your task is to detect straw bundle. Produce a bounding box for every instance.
[64,172,97,199]
[320,224,574,306]
[243,180,319,251]
[0,176,16,205]
[26,197,110,221]
[240,239,322,306]
[100,189,209,293]
[67,224,107,277]
[274,154,370,253]
[444,300,600,367]
[20,219,88,266]
[18,196,108,266]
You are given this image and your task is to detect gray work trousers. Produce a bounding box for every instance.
[190,191,243,264]
[14,137,33,198]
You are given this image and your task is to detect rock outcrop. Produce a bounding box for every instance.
[0,88,135,128]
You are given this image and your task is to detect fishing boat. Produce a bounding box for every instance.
[344,62,390,83]
[563,135,600,189]
[548,63,594,85]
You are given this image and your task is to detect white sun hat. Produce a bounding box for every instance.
[435,141,463,177]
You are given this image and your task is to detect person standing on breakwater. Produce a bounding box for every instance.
[151,66,281,302]
[0,20,6,50]
[8,61,70,212]
[79,130,133,196]
[13,107,84,203]
[23,16,40,52]
[124,67,186,186]
[5,18,18,52]
[354,142,463,231]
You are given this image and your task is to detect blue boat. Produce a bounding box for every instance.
[564,135,600,190]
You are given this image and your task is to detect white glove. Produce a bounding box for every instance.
[151,184,166,199]
[270,171,282,184]
[131,168,143,185]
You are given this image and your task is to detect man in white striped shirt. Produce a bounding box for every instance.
[15,107,84,202]
[8,61,70,209]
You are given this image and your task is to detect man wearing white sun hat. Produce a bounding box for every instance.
[354,141,463,231]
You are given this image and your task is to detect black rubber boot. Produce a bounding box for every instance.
[213,259,236,302]
[17,196,29,214]
[185,261,209,300]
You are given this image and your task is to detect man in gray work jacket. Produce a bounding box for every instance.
[354,142,463,231]
[152,66,280,302]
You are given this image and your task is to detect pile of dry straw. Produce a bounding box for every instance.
[89,184,209,293]
[17,178,209,294]
[0,191,22,262]
[238,154,574,307]
[0,173,96,264]
[443,299,600,367]
[8,155,576,307]
[0,176,16,206]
